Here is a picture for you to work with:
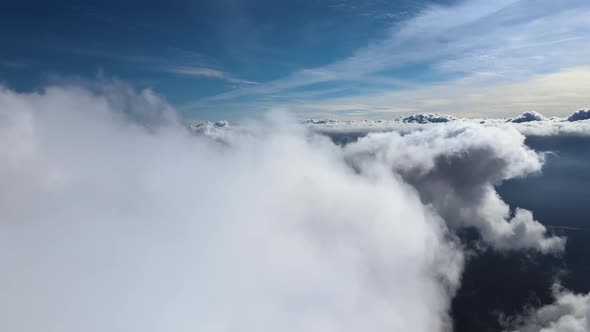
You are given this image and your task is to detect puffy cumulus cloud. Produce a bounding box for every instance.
[510,111,546,123]
[342,124,565,253]
[567,109,590,122]
[0,83,466,332]
[399,113,457,124]
[506,286,590,332]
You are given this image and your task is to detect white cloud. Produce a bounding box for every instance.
[506,286,590,332]
[0,83,462,332]
[167,66,257,85]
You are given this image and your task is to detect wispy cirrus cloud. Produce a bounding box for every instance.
[62,46,257,86]
[272,67,590,119]
[0,58,31,69]
[187,0,590,119]
[166,66,257,85]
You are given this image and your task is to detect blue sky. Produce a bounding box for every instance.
[1,0,589,120]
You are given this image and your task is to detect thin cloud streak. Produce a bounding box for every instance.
[62,45,257,86]
[0,59,31,69]
[167,66,257,85]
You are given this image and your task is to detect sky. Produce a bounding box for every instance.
[1,0,589,120]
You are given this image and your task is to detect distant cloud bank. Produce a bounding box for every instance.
[290,109,590,137]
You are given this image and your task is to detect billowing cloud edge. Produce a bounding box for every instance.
[504,285,589,332]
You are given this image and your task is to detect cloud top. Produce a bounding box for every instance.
[510,111,546,123]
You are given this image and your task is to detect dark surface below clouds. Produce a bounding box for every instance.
[456,135,590,332]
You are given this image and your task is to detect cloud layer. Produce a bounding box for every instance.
[0,82,568,331]
[302,110,590,137]
[0,83,462,332]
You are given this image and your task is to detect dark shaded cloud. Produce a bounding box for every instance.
[510,111,546,123]
[342,124,564,253]
[567,109,590,122]
[400,113,457,124]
